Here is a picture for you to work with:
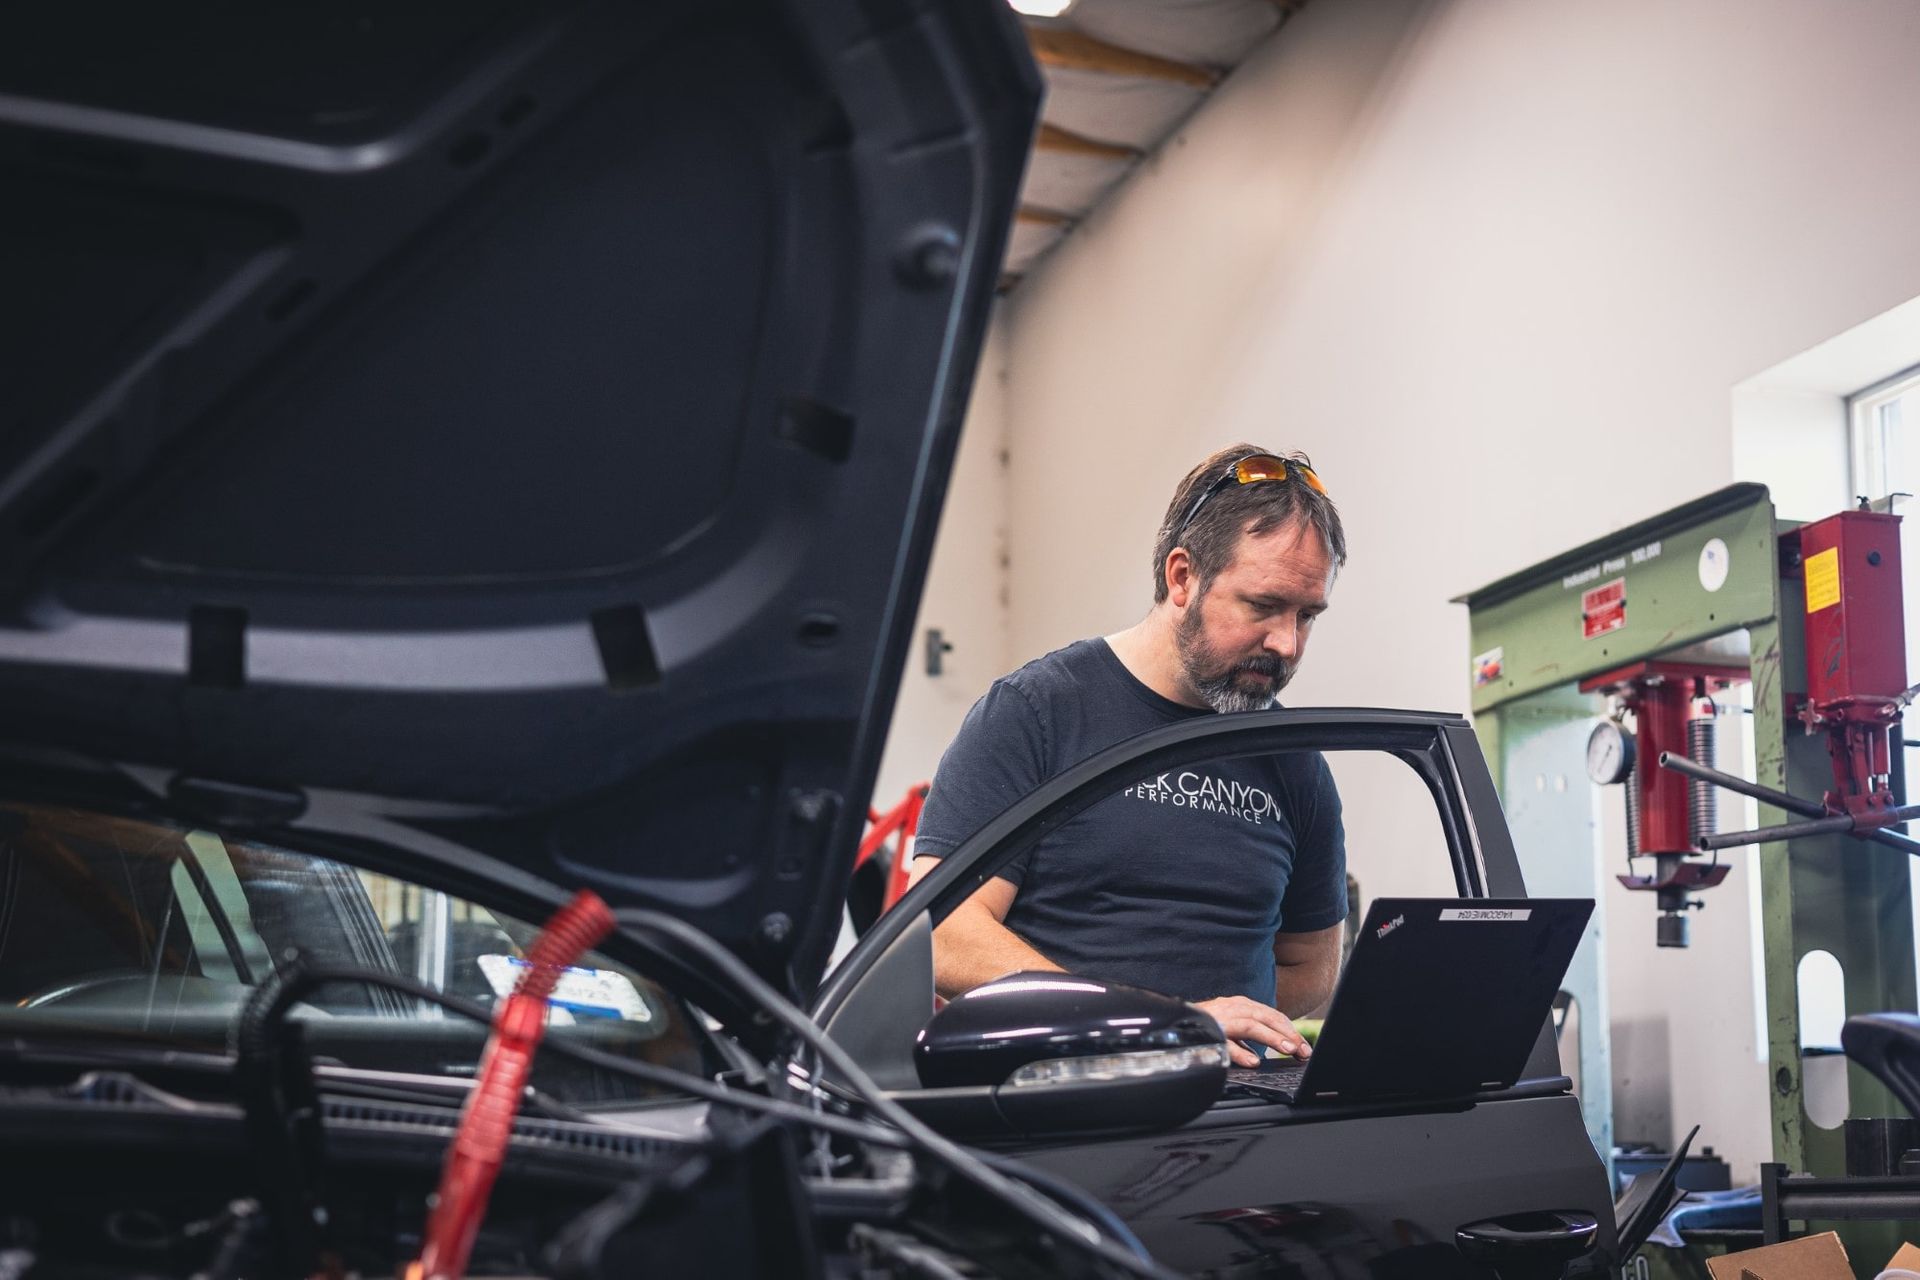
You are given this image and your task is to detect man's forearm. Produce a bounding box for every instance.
[931,907,1063,998]
[1272,960,1336,1018]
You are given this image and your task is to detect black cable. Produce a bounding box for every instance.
[234,964,910,1152]
[243,965,1165,1275]
[234,971,340,1276]
[240,955,1173,1279]
[610,907,1182,1280]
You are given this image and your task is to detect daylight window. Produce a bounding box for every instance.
[1850,363,1920,505]
[1848,362,1920,998]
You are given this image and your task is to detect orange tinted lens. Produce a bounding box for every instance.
[1296,465,1328,495]
[1232,455,1291,484]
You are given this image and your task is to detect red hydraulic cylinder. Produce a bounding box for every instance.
[1582,661,1744,856]
[1799,510,1906,707]
[1581,662,1746,945]
[1633,678,1697,854]
[1792,509,1907,817]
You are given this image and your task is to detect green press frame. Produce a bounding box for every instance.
[1457,483,1917,1199]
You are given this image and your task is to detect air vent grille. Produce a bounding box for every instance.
[321,1097,692,1164]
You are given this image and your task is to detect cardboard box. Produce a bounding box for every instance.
[1704,1233,1920,1279]
[1705,1232,1848,1280]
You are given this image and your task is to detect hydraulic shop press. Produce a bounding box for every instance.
[1457,485,1918,1255]
[1581,660,1747,950]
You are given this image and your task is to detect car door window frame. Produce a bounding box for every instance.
[814,708,1523,1028]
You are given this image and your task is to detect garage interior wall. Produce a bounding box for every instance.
[873,319,1013,810]
[883,0,1920,1181]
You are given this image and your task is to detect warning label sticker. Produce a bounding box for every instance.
[1582,577,1626,639]
[1473,646,1504,687]
[1804,546,1841,613]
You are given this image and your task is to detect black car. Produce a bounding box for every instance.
[822,710,1622,1278]
[0,2,1615,1276]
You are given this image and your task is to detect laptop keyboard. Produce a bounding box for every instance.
[1225,1060,1308,1098]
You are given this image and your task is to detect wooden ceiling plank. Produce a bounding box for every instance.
[1016,204,1077,228]
[1025,26,1219,91]
[1035,122,1141,163]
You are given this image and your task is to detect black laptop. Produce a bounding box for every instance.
[1229,897,1593,1104]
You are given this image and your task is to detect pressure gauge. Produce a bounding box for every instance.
[1585,721,1637,786]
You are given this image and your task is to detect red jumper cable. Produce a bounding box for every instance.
[411,889,615,1280]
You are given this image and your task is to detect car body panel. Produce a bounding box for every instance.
[1012,1091,1615,1277]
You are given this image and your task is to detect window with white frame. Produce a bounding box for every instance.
[1852,365,1920,509]
[1848,362,1920,717]
[1848,363,1920,1002]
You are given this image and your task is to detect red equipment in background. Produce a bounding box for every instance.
[1583,661,1747,949]
[1595,502,1920,948]
[848,783,928,930]
[1791,509,1911,823]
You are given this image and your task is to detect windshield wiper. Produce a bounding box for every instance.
[175,844,257,986]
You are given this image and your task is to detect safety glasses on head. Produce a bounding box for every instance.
[1171,453,1328,545]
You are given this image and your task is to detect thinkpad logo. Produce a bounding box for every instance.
[1376,914,1406,940]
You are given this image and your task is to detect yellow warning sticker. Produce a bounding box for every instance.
[1805,546,1841,613]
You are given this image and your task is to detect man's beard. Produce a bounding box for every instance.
[1176,604,1294,713]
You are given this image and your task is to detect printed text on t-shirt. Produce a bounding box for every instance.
[1122,772,1275,824]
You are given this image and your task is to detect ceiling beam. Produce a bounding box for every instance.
[1034,123,1141,163]
[1016,204,1076,228]
[1025,26,1218,90]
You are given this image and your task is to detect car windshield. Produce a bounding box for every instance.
[0,802,705,1105]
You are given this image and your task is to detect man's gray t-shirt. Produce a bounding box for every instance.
[915,638,1346,1006]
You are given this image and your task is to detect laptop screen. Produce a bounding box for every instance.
[1232,898,1592,1105]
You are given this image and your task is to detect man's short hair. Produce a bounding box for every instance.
[1151,444,1348,604]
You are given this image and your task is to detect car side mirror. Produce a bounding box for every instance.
[914,972,1227,1137]
[1842,1012,1920,1118]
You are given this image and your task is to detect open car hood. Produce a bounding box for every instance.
[0,0,1039,989]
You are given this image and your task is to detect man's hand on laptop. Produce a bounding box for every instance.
[1194,996,1311,1067]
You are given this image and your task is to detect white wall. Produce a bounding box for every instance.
[1733,290,1920,518]
[1731,384,1850,522]
[872,317,1013,812]
[976,0,1920,1181]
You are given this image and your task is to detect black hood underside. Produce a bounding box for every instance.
[0,0,1040,989]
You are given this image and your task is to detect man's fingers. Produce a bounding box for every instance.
[1235,1019,1301,1057]
[1196,997,1311,1060]
[1227,1040,1261,1068]
[1267,1014,1310,1059]
[1234,1004,1309,1059]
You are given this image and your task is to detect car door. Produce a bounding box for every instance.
[814,708,1616,1277]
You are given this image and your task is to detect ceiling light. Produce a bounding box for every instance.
[1009,0,1075,17]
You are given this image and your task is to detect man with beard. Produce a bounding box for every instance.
[909,446,1346,1066]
